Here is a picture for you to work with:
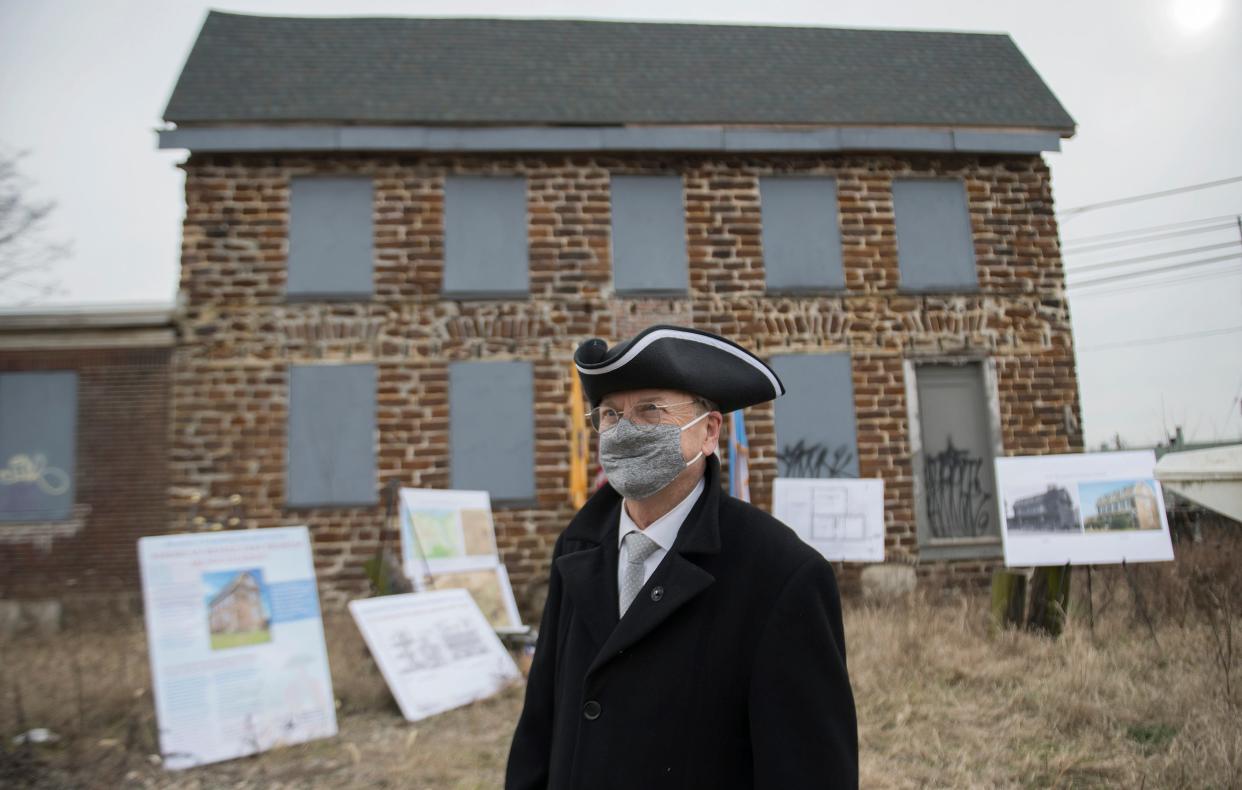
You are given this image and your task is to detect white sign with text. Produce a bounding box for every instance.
[138,526,337,770]
[349,590,520,722]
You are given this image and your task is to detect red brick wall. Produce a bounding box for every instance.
[0,346,172,602]
[173,152,1083,613]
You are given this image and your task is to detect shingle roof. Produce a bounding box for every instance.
[164,12,1074,132]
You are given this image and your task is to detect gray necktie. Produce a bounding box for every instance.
[619,531,660,617]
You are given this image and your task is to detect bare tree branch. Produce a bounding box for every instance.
[0,148,68,303]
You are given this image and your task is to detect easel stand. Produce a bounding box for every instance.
[364,479,417,596]
[1121,559,1161,653]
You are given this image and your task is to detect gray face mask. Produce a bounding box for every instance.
[599,411,708,501]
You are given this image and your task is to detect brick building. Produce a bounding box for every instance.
[0,306,175,624]
[158,13,1082,613]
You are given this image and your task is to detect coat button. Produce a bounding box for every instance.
[650,586,664,602]
[582,700,602,720]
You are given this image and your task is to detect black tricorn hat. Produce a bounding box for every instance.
[573,325,785,413]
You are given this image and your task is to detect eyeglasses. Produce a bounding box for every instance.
[586,400,704,433]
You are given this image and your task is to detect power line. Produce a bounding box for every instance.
[1062,213,1242,245]
[1064,241,1242,275]
[1062,222,1238,254]
[1067,253,1241,288]
[1058,175,1242,217]
[1068,266,1241,299]
[1077,325,1242,353]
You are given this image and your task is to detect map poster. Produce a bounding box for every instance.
[428,565,523,631]
[995,450,1175,567]
[137,526,337,770]
[772,478,886,562]
[399,488,501,580]
[348,590,520,722]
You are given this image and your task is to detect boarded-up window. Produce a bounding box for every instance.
[449,361,535,501]
[287,364,377,506]
[443,176,529,296]
[0,371,76,521]
[287,176,374,298]
[893,179,977,290]
[760,177,845,291]
[769,354,859,478]
[611,175,687,294]
[912,362,999,545]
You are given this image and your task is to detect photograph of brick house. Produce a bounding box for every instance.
[205,568,272,649]
[1081,480,1162,532]
[159,13,1081,614]
[1007,484,1080,533]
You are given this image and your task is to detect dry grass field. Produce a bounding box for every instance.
[2,532,1238,789]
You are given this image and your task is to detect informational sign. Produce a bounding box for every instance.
[996,450,1175,567]
[348,590,520,722]
[399,488,523,631]
[772,478,886,562]
[138,526,337,770]
[400,488,500,577]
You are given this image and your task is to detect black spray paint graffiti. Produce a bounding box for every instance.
[924,437,993,539]
[777,440,856,479]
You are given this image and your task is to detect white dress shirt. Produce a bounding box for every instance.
[617,476,706,593]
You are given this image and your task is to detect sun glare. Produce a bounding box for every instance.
[1169,0,1225,34]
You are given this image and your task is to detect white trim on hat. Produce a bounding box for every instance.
[575,328,783,399]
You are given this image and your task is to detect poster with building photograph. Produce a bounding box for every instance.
[995,450,1174,567]
[349,589,520,722]
[138,526,337,770]
[772,478,886,562]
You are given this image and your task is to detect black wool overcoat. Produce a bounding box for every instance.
[506,455,858,789]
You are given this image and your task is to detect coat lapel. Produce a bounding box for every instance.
[556,516,621,650]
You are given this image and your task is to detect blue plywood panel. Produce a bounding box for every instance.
[610,175,688,294]
[0,371,77,521]
[449,361,535,501]
[769,354,859,478]
[443,176,529,296]
[760,177,845,291]
[287,176,374,297]
[287,364,377,506]
[892,179,978,290]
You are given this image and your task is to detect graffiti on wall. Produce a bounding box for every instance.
[924,437,993,539]
[777,440,856,479]
[0,453,71,495]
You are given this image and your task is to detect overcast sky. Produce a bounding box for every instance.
[1,0,1239,450]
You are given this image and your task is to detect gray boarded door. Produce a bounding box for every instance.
[914,363,999,543]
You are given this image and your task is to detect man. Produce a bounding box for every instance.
[507,325,857,789]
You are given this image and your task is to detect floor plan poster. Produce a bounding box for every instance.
[772,478,886,562]
[138,526,337,770]
[399,488,500,580]
[995,450,1175,567]
[349,590,520,722]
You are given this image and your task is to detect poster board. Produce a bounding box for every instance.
[348,590,520,722]
[400,488,500,578]
[772,478,886,562]
[399,487,523,631]
[996,450,1175,567]
[138,526,337,770]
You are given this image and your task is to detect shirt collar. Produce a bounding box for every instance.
[618,475,706,551]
